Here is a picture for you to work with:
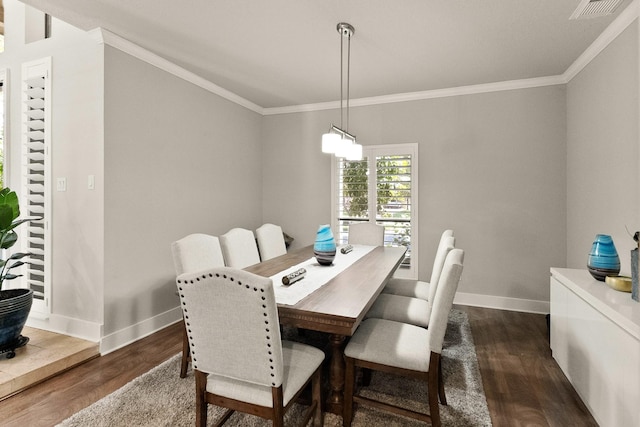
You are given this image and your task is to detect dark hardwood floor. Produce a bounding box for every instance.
[460,306,597,427]
[1,323,183,427]
[1,306,597,427]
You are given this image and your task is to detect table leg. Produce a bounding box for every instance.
[326,333,346,415]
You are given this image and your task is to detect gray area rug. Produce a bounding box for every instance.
[58,310,491,426]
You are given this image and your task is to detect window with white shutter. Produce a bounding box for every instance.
[333,143,418,279]
[21,57,51,315]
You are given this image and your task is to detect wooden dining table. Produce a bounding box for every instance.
[245,244,407,415]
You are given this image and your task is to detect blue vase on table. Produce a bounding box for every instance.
[314,225,336,266]
[587,234,620,281]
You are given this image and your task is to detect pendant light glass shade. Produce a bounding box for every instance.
[322,132,341,153]
[334,138,354,158]
[345,143,363,161]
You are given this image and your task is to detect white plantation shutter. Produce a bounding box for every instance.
[375,154,413,270]
[336,157,369,244]
[21,58,51,315]
[333,143,418,279]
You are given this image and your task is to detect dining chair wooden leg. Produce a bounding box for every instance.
[438,358,447,405]
[272,386,285,427]
[195,370,208,427]
[428,354,442,427]
[180,323,189,378]
[343,356,356,427]
[312,367,324,427]
[361,367,372,386]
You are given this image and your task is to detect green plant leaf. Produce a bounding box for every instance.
[0,204,12,230]
[7,261,25,270]
[0,231,17,249]
[7,217,42,232]
[0,187,30,291]
[0,189,19,222]
[8,252,32,260]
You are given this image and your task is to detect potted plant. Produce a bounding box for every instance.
[0,187,39,358]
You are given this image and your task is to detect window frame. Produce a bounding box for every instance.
[331,143,419,279]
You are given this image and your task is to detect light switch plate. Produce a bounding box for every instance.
[56,177,66,192]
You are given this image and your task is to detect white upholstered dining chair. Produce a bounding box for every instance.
[171,233,226,378]
[176,267,324,427]
[365,236,455,328]
[348,222,385,246]
[343,248,465,427]
[219,227,261,268]
[383,229,455,300]
[255,223,287,261]
[171,233,225,275]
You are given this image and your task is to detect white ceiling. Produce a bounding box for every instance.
[19,0,634,109]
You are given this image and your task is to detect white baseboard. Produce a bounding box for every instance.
[99,307,183,355]
[26,295,547,355]
[26,313,103,342]
[454,292,550,314]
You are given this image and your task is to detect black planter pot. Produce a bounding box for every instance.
[0,289,33,358]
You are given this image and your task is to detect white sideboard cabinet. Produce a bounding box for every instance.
[550,268,640,427]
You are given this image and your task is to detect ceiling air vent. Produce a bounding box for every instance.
[570,0,622,19]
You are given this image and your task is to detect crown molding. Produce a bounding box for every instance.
[88,0,639,118]
[87,28,104,44]
[265,0,638,116]
[90,28,264,115]
[563,0,639,83]
[263,75,566,116]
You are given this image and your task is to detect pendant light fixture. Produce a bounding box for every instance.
[322,22,362,161]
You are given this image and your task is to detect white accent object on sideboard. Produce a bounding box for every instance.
[550,268,640,427]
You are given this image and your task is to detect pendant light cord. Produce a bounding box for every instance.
[340,28,344,132]
[324,23,360,160]
[339,25,352,135]
[346,30,351,134]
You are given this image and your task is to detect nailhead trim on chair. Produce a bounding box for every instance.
[178,271,278,385]
[178,278,195,362]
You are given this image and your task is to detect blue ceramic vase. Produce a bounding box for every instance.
[314,225,336,266]
[587,234,620,281]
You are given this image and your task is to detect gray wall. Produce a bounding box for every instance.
[103,46,263,335]
[263,85,567,304]
[567,20,639,275]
